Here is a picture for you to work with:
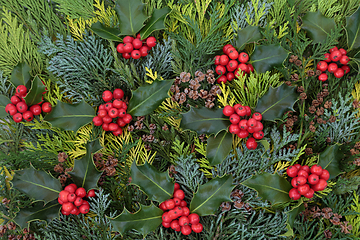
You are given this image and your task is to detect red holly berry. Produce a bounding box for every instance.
[162,212,172,223]
[74,197,83,206]
[113,128,123,136]
[97,109,107,118]
[188,213,200,225]
[313,179,327,191]
[219,55,229,66]
[310,165,323,176]
[29,104,42,115]
[122,114,133,124]
[297,184,310,195]
[16,102,28,113]
[118,108,127,118]
[102,123,109,131]
[223,44,233,54]
[329,46,338,53]
[123,36,134,43]
[93,116,103,126]
[75,187,87,198]
[102,115,112,124]
[23,111,34,122]
[108,108,118,118]
[334,68,344,78]
[10,96,21,105]
[116,43,124,53]
[253,121,263,132]
[245,106,252,117]
[67,193,76,202]
[324,53,331,62]
[113,89,124,100]
[226,60,238,72]
[217,75,227,84]
[215,65,226,75]
[293,164,301,170]
[139,46,149,57]
[13,113,22,123]
[116,118,126,127]
[170,220,181,232]
[79,204,89,214]
[253,131,264,140]
[162,221,171,228]
[229,124,240,135]
[146,37,156,48]
[131,50,141,59]
[165,199,175,210]
[246,137,257,150]
[122,52,131,59]
[238,119,248,130]
[59,190,70,203]
[178,216,190,226]
[222,105,234,116]
[102,90,113,102]
[214,55,221,65]
[237,129,249,139]
[291,177,298,188]
[180,200,187,207]
[181,225,192,235]
[191,223,203,233]
[286,166,298,178]
[341,65,350,74]
[6,104,17,116]
[247,118,257,127]
[303,188,314,199]
[229,114,240,124]
[173,190,185,200]
[123,43,134,53]
[247,64,254,72]
[132,38,143,49]
[16,85,27,97]
[297,170,309,179]
[226,72,235,81]
[339,48,347,55]
[330,50,342,61]
[108,123,119,132]
[339,55,349,65]
[235,106,247,117]
[296,176,307,186]
[173,197,181,206]
[252,112,262,121]
[62,202,75,212]
[238,52,249,63]
[300,165,310,174]
[316,61,328,72]
[289,188,301,200]
[159,202,167,211]
[182,206,190,216]
[327,63,338,73]
[318,73,328,82]
[319,169,330,181]
[228,49,239,60]
[308,174,320,185]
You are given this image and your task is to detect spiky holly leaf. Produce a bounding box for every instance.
[236,25,263,50]
[130,161,173,203]
[346,6,360,50]
[302,10,335,44]
[190,175,235,216]
[255,84,298,122]
[206,130,233,166]
[140,7,171,40]
[180,107,230,135]
[90,22,122,41]
[9,62,32,89]
[280,199,304,237]
[114,0,149,36]
[43,100,95,133]
[318,144,344,180]
[250,44,288,73]
[68,140,103,190]
[127,79,174,116]
[0,95,11,118]
[241,172,292,205]
[24,76,46,106]
[11,165,62,204]
[14,200,60,229]
[108,203,162,237]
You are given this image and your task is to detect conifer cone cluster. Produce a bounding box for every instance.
[287,164,330,200]
[5,84,52,122]
[223,104,263,150]
[214,44,254,84]
[93,89,132,136]
[317,46,350,81]
[116,34,156,59]
[160,183,203,235]
[58,183,96,215]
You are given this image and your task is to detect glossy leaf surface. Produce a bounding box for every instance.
[250,44,288,73]
[346,7,360,50]
[206,130,233,166]
[302,10,335,44]
[10,62,32,89]
[90,22,122,41]
[236,25,262,50]
[140,7,170,39]
[318,144,344,180]
[0,95,11,118]
[24,76,46,106]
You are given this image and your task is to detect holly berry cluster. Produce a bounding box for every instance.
[160,183,203,235]
[5,85,52,123]
[214,44,254,84]
[58,183,96,215]
[223,104,263,150]
[116,34,156,59]
[317,46,350,81]
[93,89,132,136]
[287,164,330,200]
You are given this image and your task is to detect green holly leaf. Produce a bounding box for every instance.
[130,161,173,203]
[43,100,95,133]
[180,107,230,135]
[12,165,62,204]
[255,84,298,122]
[108,203,162,237]
[280,200,304,237]
[346,7,360,50]
[68,140,103,190]
[127,79,174,116]
[14,200,60,229]
[241,172,292,205]
[24,76,46,106]
[206,130,233,166]
[140,7,171,40]
[0,95,11,118]
[9,62,32,89]
[318,144,344,180]
[190,175,235,216]
[115,0,149,36]
[89,22,122,41]
[236,25,263,50]
[250,44,289,73]
[302,10,335,44]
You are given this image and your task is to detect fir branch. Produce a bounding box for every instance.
[53,0,95,20]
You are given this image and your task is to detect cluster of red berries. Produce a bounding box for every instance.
[116,34,156,59]
[93,89,132,136]
[317,46,350,81]
[287,164,329,200]
[160,183,203,235]
[5,85,52,123]
[223,104,263,150]
[58,183,96,215]
[214,44,254,84]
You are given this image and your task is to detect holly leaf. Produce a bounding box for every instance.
[14,200,60,229]
[11,165,62,204]
[90,22,122,41]
[140,7,171,40]
[68,140,103,190]
[0,95,11,118]
[255,84,298,122]
[236,25,263,50]
[302,10,335,44]
[280,200,304,237]
[9,62,32,89]
[24,76,46,106]
[346,7,360,50]
[206,130,233,166]
[241,172,292,205]
[180,107,230,135]
[108,203,162,237]
[250,44,289,73]
[43,100,95,133]
[190,175,235,216]
[114,0,149,36]
[127,79,174,116]
[130,161,173,203]
[318,144,344,180]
